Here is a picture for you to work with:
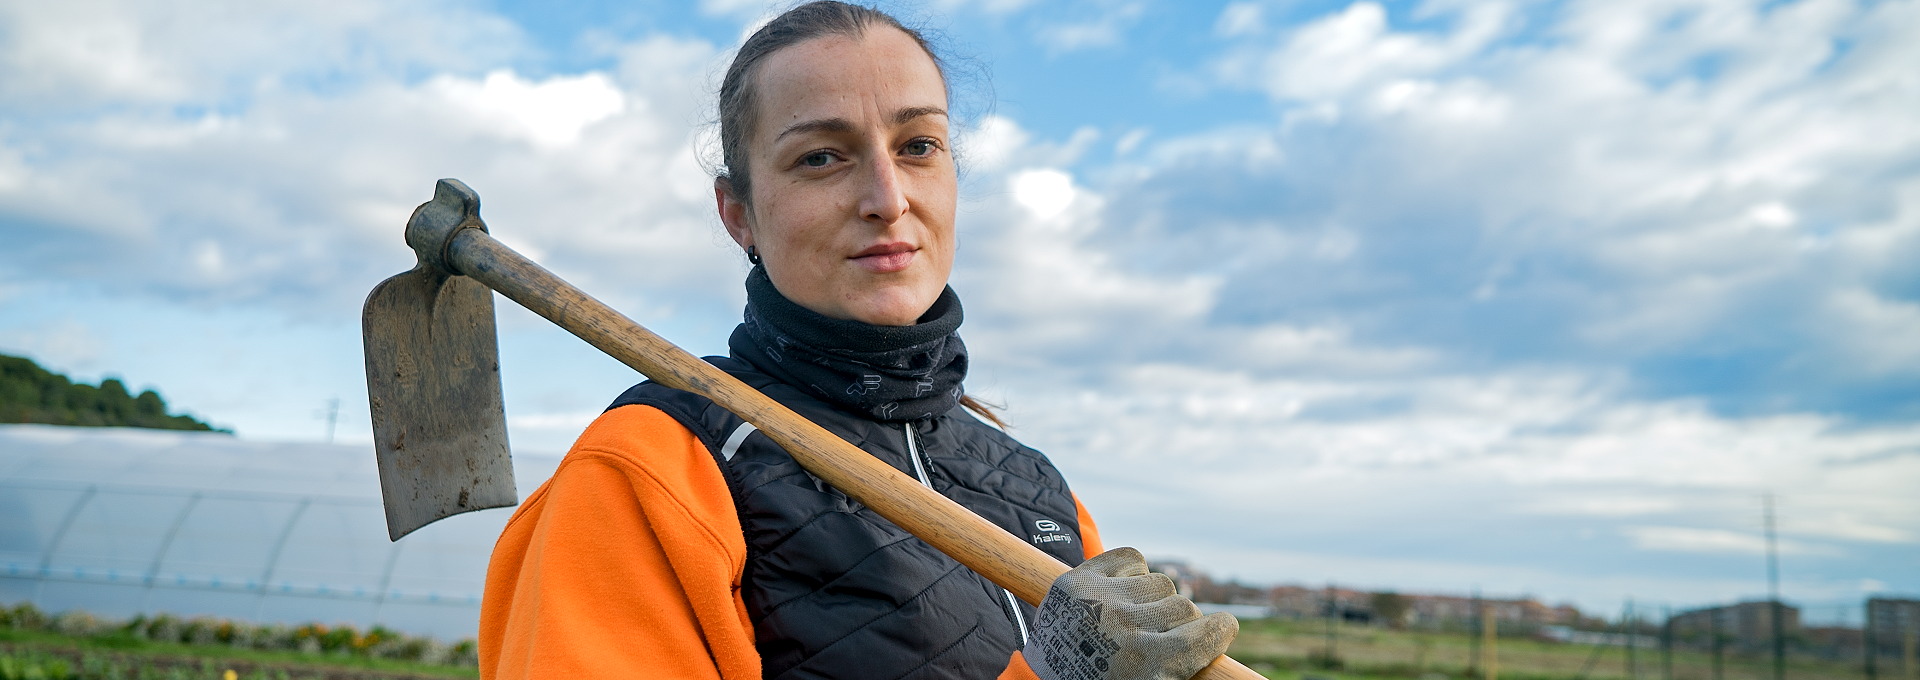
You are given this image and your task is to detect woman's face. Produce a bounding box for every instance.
[717,27,957,326]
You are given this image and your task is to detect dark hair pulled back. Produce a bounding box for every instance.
[716,1,948,204]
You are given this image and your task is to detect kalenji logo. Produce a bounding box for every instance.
[1030,518,1072,545]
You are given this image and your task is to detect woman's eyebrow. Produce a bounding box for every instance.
[892,106,948,125]
[776,117,855,142]
[774,107,950,143]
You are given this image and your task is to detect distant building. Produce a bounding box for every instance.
[1804,626,1865,662]
[1400,593,1578,628]
[1149,559,1270,609]
[1197,602,1276,620]
[1407,594,1478,624]
[1267,585,1319,619]
[1671,601,1801,651]
[1268,585,1373,621]
[1262,585,1579,629]
[1540,625,1659,648]
[1867,598,1920,658]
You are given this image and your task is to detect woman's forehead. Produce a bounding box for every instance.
[750,28,949,139]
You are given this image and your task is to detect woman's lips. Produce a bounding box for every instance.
[851,244,917,273]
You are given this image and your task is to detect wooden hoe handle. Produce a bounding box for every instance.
[450,230,1263,680]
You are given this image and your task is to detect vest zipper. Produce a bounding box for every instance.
[902,424,1030,647]
[902,423,932,486]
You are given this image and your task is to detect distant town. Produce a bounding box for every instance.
[1153,559,1919,670]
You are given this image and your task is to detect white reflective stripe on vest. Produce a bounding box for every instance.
[721,422,758,461]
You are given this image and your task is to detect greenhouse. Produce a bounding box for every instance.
[0,424,559,641]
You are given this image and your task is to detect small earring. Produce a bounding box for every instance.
[747,245,762,265]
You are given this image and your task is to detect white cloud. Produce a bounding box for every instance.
[429,71,626,148]
[1227,324,1433,374]
[1010,169,1077,220]
[700,0,773,17]
[980,354,1920,600]
[1788,513,1913,545]
[962,116,1104,175]
[1747,202,1798,230]
[1035,2,1146,52]
[1827,288,1920,376]
[962,115,1031,173]
[0,0,524,109]
[1143,0,1920,403]
[0,8,733,316]
[955,175,1221,353]
[1525,496,1681,518]
[1243,1,1510,103]
[1623,526,1835,557]
[938,0,1036,13]
[1215,2,1266,38]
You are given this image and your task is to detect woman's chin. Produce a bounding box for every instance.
[840,289,938,326]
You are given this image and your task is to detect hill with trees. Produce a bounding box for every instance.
[0,353,224,432]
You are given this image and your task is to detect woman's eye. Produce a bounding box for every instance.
[801,152,834,168]
[904,140,938,156]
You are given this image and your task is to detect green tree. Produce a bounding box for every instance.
[134,389,166,419]
[0,353,224,432]
[1372,591,1412,629]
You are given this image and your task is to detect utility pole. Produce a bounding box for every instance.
[321,397,340,444]
[1765,493,1786,680]
[1711,607,1725,680]
[1324,582,1339,669]
[1627,598,1638,680]
[1470,589,1483,679]
[1483,599,1500,680]
[1662,605,1673,680]
[1867,600,1878,680]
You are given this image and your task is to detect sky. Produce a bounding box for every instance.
[2,0,1917,623]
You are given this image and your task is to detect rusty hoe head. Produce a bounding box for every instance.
[405,178,485,275]
[363,178,517,541]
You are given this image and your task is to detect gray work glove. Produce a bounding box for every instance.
[1025,547,1239,680]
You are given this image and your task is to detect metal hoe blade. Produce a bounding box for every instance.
[363,264,515,541]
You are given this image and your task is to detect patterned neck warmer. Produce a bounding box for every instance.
[729,266,968,422]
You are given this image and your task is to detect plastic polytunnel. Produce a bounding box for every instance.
[0,424,560,641]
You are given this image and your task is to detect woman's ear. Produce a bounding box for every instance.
[715,176,754,250]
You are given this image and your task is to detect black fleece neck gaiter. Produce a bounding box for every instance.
[728,266,968,422]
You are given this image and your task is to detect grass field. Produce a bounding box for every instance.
[0,610,1888,679]
[0,628,477,679]
[1229,619,1877,680]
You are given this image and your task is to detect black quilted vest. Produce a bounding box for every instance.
[609,356,1088,679]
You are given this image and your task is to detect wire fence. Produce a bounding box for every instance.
[1223,596,1917,680]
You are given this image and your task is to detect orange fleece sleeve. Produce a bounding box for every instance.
[1075,493,1104,561]
[998,493,1105,679]
[1002,651,1046,680]
[479,405,759,680]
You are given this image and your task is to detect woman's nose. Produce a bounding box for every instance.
[859,157,909,224]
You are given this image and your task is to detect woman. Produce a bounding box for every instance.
[477,4,1235,679]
